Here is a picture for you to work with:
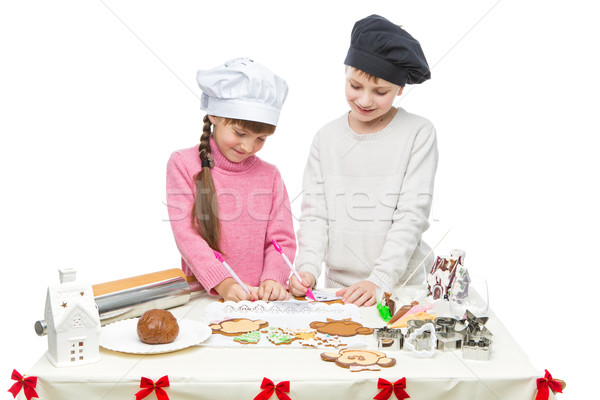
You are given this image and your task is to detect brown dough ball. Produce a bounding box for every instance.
[137,309,179,344]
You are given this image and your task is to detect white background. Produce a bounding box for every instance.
[1,1,598,398]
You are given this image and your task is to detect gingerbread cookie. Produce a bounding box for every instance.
[298,337,321,347]
[309,318,374,337]
[321,348,396,372]
[209,318,268,336]
[291,328,317,341]
[233,331,261,344]
[317,333,347,348]
[264,327,297,345]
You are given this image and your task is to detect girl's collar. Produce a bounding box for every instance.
[208,136,258,173]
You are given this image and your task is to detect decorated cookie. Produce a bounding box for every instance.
[265,327,297,345]
[298,337,321,347]
[310,318,374,337]
[317,333,347,348]
[275,328,319,347]
[292,329,317,341]
[320,348,396,372]
[233,331,261,345]
[209,318,269,336]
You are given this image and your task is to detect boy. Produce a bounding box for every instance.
[290,15,437,306]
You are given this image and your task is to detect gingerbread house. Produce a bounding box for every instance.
[427,250,466,300]
[44,268,101,367]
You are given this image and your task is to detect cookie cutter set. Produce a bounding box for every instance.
[374,310,493,360]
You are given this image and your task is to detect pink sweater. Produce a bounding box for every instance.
[166,137,296,295]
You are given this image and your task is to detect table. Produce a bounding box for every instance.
[21,290,554,400]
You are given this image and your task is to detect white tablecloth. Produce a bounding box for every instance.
[22,291,554,400]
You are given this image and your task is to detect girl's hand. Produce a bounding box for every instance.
[258,280,290,301]
[215,278,256,302]
[288,271,316,297]
[336,281,378,307]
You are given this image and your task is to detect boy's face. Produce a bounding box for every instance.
[345,68,403,126]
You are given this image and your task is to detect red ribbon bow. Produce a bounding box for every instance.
[8,370,38,400]
[135,376,170,400]
[535,370,563,400]
[254,377,291,400]
[374,378,410,400]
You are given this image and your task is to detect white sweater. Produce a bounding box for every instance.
[295,108,438,290]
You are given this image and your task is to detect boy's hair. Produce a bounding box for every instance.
[345,65,381,84]
[192,115,276,252]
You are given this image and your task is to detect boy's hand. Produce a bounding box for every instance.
[214,278,256,302]
[258,280,290,301]
[336,281,378,307]
[288,271,316,297]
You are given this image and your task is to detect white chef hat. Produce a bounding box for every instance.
[196,57,289,126]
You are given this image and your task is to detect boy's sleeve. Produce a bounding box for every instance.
[295,133,329,282]
[166,151,230,295]
[260,168,296,286]
[367,125,438,290]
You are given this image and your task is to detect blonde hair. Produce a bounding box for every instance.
[191,115,276,252]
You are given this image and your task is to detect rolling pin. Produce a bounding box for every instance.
[34,268,203,336]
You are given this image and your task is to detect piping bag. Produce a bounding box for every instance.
[376,288,393,322]
[272,239,317,301]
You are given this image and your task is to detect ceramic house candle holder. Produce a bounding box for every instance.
[44,268,101,367]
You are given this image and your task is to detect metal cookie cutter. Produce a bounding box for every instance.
[404,322,437,358]
[375,326,403,351]
[434,317,464,351]
[462,337,492,361]
[461,310,493,360]
[406,318,435,336]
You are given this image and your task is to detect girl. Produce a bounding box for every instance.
[290,15,437,307]
[167,58,296,302]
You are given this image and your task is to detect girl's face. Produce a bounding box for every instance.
[345,68,403,127]
[209,116,272,163]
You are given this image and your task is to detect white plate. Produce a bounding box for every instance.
[100,318,211,354]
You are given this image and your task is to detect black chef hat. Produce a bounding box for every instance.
[344,14,431,86]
